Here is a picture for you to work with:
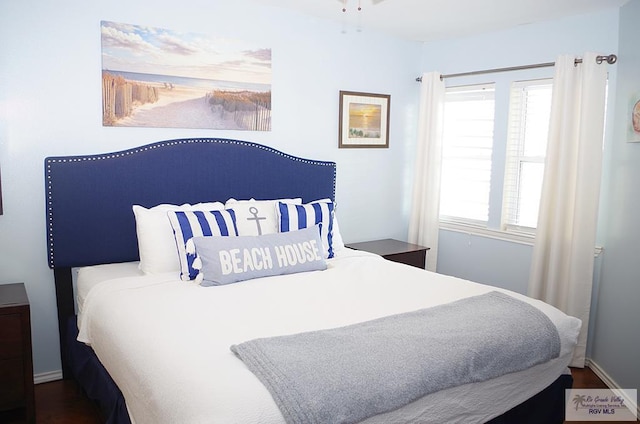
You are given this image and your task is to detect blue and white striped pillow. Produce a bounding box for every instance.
[168,210,238,280]
[278,200,335,258]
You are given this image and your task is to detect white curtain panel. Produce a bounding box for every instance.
[528,53,608,368]
[408,72,445,272]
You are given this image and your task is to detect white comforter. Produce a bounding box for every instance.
[77,249,581,424]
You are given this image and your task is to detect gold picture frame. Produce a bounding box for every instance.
[339,91,390,148]
[629,96,640,143]
[0,165,3,215]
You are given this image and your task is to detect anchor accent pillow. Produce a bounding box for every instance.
[167,209,238,281]
[225,198,301,236]
[192,225,327,286]
[278,200,335,259]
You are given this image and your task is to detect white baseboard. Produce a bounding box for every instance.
[34,370,63,384]
[586,358,616,388]
[586,358,639,419]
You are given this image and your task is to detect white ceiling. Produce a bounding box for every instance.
[258,0,628,42]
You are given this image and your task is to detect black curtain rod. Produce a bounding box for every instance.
[415,54,618,82]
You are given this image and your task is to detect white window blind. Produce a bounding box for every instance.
[440,84,495,224]
[502,79,553,231]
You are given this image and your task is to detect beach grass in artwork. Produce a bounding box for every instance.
[100,21,272,130]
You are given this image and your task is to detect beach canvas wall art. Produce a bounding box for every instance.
[101,21,272,130]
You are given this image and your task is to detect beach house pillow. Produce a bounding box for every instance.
[225,198,301,236]
[133,202,224,274]
[278,200,335,258]
[167,209,238,281]
[192,225,326,286]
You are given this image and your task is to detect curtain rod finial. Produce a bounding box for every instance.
[597,54,617,65]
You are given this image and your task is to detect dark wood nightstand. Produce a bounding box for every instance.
[346,238,430,269]
[0,283,35,424]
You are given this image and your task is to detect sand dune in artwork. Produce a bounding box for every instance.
[116,85,242,129]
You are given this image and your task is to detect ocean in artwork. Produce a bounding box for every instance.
[106,70,270,93]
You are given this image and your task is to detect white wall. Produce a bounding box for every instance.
[590,0,640,391]
[0,0,421,375]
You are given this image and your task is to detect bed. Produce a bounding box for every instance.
[45,138,578,424]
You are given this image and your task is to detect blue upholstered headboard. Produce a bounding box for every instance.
[46,138,336,376]
[45,138,336,269]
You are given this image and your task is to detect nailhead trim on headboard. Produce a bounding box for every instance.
[45,138,336,268]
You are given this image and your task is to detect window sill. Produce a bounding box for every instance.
[439,221,603,256]
[439,221,535,245]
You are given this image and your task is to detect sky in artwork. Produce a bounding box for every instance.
[100,21,271,84]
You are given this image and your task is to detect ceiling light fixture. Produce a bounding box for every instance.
[342,0,362,12]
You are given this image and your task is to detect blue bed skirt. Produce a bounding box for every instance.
[65,317,131,424]
[65,317,571,424]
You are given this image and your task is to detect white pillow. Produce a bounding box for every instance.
[133,202,224,274]
[332,214,345,252]
[225,198,301,236]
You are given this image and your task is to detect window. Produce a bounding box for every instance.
[502,80,553,231]
[440,84,495,224]
[438,79,553,236]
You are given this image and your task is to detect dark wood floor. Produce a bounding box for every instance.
[1,367,635,423]
[1,377,102,424]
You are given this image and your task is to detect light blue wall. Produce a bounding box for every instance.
[0,0,421,375]
[1,0,636,385]
[590,0,640,391]
[421,5,640,390]
[420,9,619,291]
